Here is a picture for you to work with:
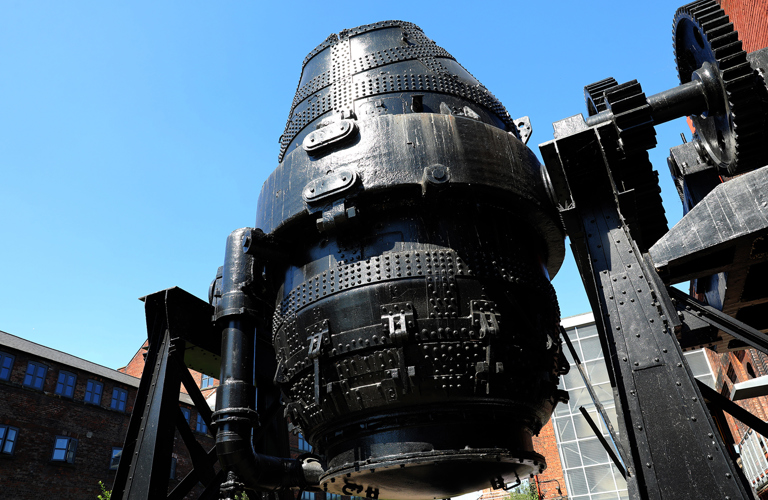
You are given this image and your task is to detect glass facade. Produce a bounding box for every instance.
[553,319,628,500]
[553,315,715,500]
[739,429,768,493]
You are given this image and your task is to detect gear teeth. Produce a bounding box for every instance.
[589,79,668,250]
[674,0,764,174]
[584,77,619,116]
[604,80,657,154]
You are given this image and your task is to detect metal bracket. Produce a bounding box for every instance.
[490,472,521,491]
[380,302,414,343]
[513,115,532,145]
[307,321,329,404]
[303,168,357,204]
[307,328,326,360]
[316,199,358,233]
[302,119,357,154]
[471,300,500,338]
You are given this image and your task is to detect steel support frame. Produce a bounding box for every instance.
[541,120,750,499]
[112,288,223,500]
[669,286,768,354]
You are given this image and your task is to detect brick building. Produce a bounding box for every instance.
[703,347,768,498]
[0,330,214,500]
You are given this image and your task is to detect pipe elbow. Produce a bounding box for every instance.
[215,423,321,491]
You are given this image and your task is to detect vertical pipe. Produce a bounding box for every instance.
[213,228,320,494]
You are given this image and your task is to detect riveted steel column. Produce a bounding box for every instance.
[540,117,750,500]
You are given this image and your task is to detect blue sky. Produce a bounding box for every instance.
[1,0,691,369]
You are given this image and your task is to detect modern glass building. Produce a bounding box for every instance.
[554,313,716,500]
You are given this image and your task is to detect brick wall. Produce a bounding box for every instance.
[719,0,768,54]
[705,348,768,443]
[0,349,134,499]
[117,341,148,378]
[532,419,567,499]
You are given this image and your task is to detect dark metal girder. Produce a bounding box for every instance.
[540,110,750,499]
[668,286,768,355]
[113,288,224,500]
[697,380,768,439]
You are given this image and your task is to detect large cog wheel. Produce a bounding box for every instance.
[604,80,658,155]
[582,77,667,250]
[603,80,666,250]
[674,0,762,175]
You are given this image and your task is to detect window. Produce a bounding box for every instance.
[0,425,18,455]
[196,415,208,435]
[201,374,214,389]
[727,363,738,384]
[300,491,315,500]
[52,436,77,463]
[55,371,77,398]
[0,352,14,381]
[298,433,312,452]
[111,387,128,411]
[181,407,191,423]
[23,361,47,390]
[85,380,103,405]
[748,363,757,379]
[170,456,177,480]
[109,447,122,471]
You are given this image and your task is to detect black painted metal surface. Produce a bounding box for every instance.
[535,1,768,495]
[540,116,750,499]
[257,21,568,499]
[112,288,223,500]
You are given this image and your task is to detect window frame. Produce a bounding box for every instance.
[298,433,312,452]
[0,351,15,381]
[23,361,47,390]
[51,436,78,463]
[111,387,128,412]
[0,425,19,456]
[55,370,77,398]
[181,407,191,424]
[201,374,214,389]
[195,414,208,435]
[109,447,122,471]
[84,379,103,405]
